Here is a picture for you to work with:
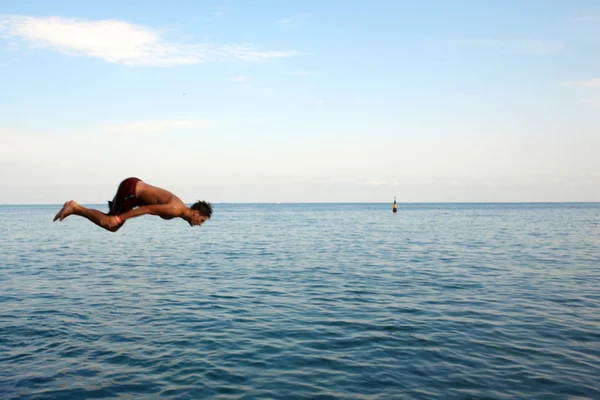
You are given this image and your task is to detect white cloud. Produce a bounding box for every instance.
[3,41,18,51]
[0,15,301,66]
[285,71,315,76]
[516,39,565,54]
[563,78,600,107]
[228,75,250,83]
[102,118,213,135]
[277,18,292,25]
[430,38,565,55]
[218,43,300,62]
[366,180,387,186]
[261,87,277,95]
[579,98,600,108]
[562,78,600,87]
[0,57,17,67]
[577,12,600,22]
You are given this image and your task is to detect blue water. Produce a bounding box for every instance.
[1,203,599,399]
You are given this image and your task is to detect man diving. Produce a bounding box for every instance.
[53,177,212,232]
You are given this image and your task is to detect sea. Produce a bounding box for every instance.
[1,203,599,399]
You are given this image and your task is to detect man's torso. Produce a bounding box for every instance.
[134,181,187,219]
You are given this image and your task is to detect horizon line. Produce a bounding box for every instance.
[1,201,599,206]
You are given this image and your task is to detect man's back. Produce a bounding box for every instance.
[136,181,186,208]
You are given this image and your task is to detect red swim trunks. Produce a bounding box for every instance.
[107,177,145,215]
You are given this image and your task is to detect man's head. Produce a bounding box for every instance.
[189,200,213,226]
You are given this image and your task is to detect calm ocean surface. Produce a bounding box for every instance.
[1,203,599,399]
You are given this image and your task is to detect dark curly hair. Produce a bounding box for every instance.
[191,200,213,219]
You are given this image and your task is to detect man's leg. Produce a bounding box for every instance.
[54,201,121,232]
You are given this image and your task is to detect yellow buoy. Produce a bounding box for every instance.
[393,196,397,213]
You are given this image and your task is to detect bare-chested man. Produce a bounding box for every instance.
[53,177,212,232]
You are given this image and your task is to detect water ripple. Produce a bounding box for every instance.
[1,203,599,399]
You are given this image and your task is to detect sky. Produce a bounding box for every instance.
[1,0,599,203]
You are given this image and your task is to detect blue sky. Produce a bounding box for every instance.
[1,1,599,203]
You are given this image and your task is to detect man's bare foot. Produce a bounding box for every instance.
[54,201,68,221]
[53,200,78,221]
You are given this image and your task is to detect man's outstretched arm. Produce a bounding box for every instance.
[117,204,184,223]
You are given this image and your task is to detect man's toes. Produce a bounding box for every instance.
[53,202,68,222]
